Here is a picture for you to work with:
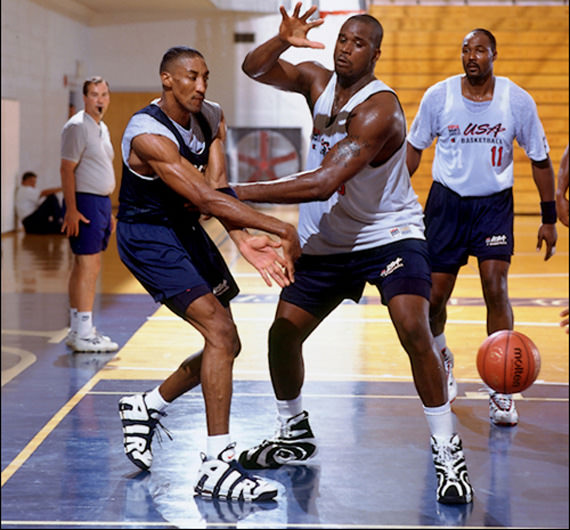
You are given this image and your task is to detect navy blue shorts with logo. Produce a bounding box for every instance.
[424,182,514,275]
[63,193,112,255]
[116,221,239,317]
[280,238,432,320]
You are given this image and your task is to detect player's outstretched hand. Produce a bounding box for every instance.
[279,2,325,49]
[238,233,294,288]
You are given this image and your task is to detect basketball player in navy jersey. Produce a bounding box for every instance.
[116,46,302,502]
[232,3,473,505]
[406,29,558,425]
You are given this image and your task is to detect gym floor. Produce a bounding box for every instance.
[1,206,568,529]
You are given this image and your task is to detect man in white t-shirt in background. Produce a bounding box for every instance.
[15,171,63,234]
[60,76,118,353]
[406,28,557,427]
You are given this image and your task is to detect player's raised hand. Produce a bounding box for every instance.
[278,2,325,49]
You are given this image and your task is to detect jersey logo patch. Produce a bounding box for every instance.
[213,279,230,296]
[485,234,508,247]
[380,257,404,278]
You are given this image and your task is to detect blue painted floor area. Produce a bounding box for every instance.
[1,375,568,528]
[2,288,569,529]
[1,293,158,470]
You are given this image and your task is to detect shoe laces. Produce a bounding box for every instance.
[148,410,173,444]
[433,439,461,479]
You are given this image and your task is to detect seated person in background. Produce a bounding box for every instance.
[16,171,63,234]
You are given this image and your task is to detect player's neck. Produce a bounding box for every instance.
[157,98,191,129]
[333,71,375,114]
[462,74,495,102]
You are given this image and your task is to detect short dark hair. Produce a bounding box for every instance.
[469,28,497,52]
[160,46,204,74]
[22,171,37,183]
[345,14,384,49]
[83,76,109,96]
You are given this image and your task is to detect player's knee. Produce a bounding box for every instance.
[268,317,300,352]
[215,317,241,357]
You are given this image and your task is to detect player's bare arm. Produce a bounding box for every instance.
[204,113,228,189]
[406,142,423,177]
[130,132,301,278]
[60,158,89,237]
[531,156,558,261]
[241,3,327,103]
[234,91,404,203]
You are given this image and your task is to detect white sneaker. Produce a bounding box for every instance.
[118,393,171,471]
[66,327,115,348]
[238,411,318,469]
[489,391,519,426]
[70,329,118,353]
[195,443,278,502]
[65,330,76,347]
[441,347,457,403]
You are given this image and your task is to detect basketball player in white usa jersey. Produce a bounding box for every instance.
[232,3,473,505]
[407,29,557,427]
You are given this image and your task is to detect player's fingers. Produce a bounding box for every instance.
[268,267,289,288]
[300,5,318,21]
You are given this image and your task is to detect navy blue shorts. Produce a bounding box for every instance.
[424,182,514,274]
[63,193,112,255]
[280,239,432,319]
[116,221,239,316]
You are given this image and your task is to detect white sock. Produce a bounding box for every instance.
[424,402,454,441]
[77,311,93,338]
[276,395,303,421]
[69,308,78,333]
[207,434,232,460]
[143,386,170,413]
[433,333,447,353]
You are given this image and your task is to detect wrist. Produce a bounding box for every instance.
[540,200,557,224]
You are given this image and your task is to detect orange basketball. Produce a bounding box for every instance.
[476,330,541,394]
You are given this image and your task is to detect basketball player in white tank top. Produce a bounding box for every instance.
[233,4,473,505]
[407,29,557,427]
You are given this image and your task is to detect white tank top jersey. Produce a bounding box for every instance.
[298,73,425,255]
[407,75,550,197]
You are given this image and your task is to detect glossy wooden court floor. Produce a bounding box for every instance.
[1,206,568,529]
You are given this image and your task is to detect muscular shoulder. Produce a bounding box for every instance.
[347,91,406,161]
[296,61,332,105]
[350,91,405,137]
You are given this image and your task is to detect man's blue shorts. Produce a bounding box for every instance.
[424,182,514,275]
[280,238,432,319]
[116,220,239,316]
[63,193,112,255]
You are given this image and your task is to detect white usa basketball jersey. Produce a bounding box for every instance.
[298,73,425,255]
[407,75,549,196]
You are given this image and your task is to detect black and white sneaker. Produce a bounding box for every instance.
[431,434,473,504]
[238,411,317,469]
[195,444,278,502]
[118,393,172,471]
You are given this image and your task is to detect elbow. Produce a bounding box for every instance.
[241,55,256,79]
